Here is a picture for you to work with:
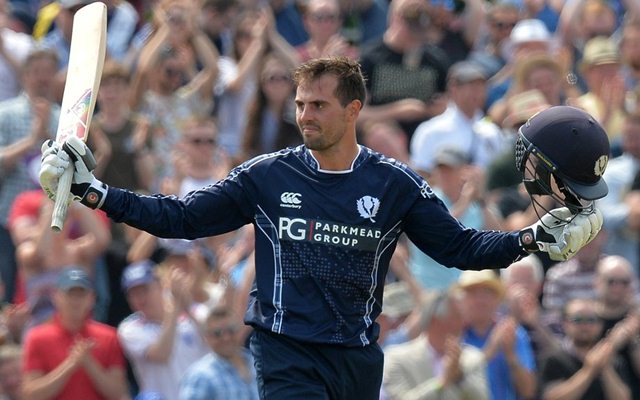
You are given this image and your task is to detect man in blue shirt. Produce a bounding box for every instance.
[39,57,604,399]
[179,306,258,400]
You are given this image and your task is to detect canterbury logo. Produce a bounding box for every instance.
[357,196,380,223]
[280,192,302,208]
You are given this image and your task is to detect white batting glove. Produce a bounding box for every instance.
[519,207,603,261]
[39,137,108,209]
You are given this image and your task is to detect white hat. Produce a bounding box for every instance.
[510,19,551,45]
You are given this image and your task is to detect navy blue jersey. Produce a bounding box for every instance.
[102,145,527,347]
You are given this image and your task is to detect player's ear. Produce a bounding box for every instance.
[347,100,362,119]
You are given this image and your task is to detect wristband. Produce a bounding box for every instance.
[518,227,538,253]
[78,178,108,209]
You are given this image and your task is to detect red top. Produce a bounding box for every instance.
[23,315,126,400]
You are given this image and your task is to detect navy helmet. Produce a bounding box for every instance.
[515,106,610,212]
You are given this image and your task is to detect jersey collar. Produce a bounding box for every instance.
[300,145,366,173]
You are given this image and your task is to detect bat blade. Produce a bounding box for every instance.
[51,2,107,231]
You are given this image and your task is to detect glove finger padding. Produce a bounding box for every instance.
[62,136,97,184]
[39,140,71,201]
[583,208,603,245]
[547,214,592,261]
[539,207,573,226]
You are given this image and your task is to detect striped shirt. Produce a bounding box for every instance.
[178,351,258,400]
[542,258,598,322]
[0,93,58,225]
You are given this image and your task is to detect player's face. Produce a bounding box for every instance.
[295,74,354,152]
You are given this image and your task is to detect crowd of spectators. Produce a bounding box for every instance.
[1,0,640,398]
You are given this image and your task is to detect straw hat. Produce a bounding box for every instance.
[503,89,551,128]
[456,270,505,298]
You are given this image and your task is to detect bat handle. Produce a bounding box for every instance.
[51,164,74,231]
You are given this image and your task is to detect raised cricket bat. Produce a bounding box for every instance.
[51,2,107,231]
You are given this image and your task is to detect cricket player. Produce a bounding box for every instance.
[39,57,607,399]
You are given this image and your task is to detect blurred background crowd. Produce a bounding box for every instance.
[1,0,640,398]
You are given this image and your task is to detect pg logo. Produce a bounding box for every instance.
[278,217,307,240]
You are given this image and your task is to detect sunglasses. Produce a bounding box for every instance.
[263,74,291,84]
[235,31,252,39]
[566,315,601,324]
[167,13,186,26]
[310,13,340,23]
[206,325,240,338]
[606,277,631,287]
[188,137,216,146]
[164,67,181,77]
[492,20,517,30]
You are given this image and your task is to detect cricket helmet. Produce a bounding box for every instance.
[515,106,610,213]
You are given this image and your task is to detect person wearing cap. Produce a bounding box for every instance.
[457,270,536,400]
[358,0,450,140]
[411,60,507,178]
[22,267,128,399]
[575,35,626,145]
[486,18,554,109]
[383,289,489,400]
[117,260,209,400]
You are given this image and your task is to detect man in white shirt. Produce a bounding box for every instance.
[410,61,507,178]
[117,260,209,400]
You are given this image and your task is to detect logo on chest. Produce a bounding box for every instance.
[280,192,302,209]
[357,196,380,222]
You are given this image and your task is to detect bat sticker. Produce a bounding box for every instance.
[58,88,93,142]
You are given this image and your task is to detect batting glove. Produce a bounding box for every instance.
[518,207,603,261]
[39,137,108,209]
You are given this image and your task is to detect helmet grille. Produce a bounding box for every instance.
[514,136,527,172]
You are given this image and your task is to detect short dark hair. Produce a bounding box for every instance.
[101,60,130,83]
[206,306,232,323]
[203,0,237,12]
[21,49,58,74]
[293,57,366,107]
